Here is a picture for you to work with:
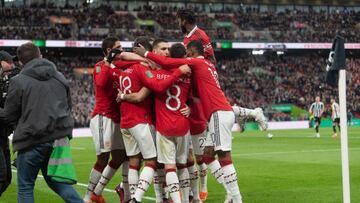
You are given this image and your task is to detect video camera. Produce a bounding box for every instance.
[0,67,21,107]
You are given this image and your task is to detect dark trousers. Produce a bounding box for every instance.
[16,142,82,203]
[0,138,11,196]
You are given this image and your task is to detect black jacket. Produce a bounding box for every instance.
[0,72,14,147]
[0,58,74,151]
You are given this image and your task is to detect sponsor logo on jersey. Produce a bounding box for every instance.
[95,66,101,73]
[146,70,154,78]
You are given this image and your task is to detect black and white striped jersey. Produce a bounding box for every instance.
[331,102,340,119]
[310,102,324,117]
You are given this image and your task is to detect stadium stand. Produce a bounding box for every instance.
[1,5,359,41]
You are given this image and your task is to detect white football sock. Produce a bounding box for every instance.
[94,164,117,195]
[188,165,200,200]
[154,168,166,203]
[134,166,155,202]
[166,170,181,203]
[208,160,231,194]
[208,160,224,184]
[222,164,242,203]
[178,168,190,203]
[198,163,208,192]
[84,168,102,201]
[128,167,139,199]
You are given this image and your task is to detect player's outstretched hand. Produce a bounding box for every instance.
[106,48,122,63]
[134,44,146,57]
[179,64,191,75]
[145,59,158,70]
[116,89,123,103]
[180,104,191,117]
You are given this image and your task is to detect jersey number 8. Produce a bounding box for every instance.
[166,84,181,111]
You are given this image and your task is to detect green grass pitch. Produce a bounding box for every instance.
[1,127,359,203]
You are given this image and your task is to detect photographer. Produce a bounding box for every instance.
[0,50,17,196]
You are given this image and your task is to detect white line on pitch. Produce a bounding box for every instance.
[11,169,156,201]
[74,182,156,201]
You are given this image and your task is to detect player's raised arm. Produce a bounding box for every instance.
[105,47,146,64]
[138,65,191,93]
[104,46,145,70]
[112,60,139,70]
[148,52,192,69]
[202,37,216,64]
[134,45,190,69]
[119,52,147,62]
[108,52,144,70]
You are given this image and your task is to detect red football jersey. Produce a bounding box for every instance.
[91,61,121,123]
[189,101,207,135]
[119,64,183,129]
[183,26,215,60]
[118,64,154,129]
[145,52,232,120]
[142,69,191,136]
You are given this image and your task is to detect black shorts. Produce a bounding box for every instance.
[314,117,321,124]
[333,118,340,125]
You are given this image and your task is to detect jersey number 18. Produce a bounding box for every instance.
[119,76,132,94]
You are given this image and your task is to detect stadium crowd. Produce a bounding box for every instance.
[45,53,99,127]
[1,5,360,42]
[218,55,360,121]
[43,53,359,126]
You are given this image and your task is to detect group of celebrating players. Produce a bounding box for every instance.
[83,9,268,203]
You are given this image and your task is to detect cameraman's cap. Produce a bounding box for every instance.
[0,51,17,62]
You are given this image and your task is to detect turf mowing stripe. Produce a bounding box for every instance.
[11,169,156,201]
[232,147,360,157]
